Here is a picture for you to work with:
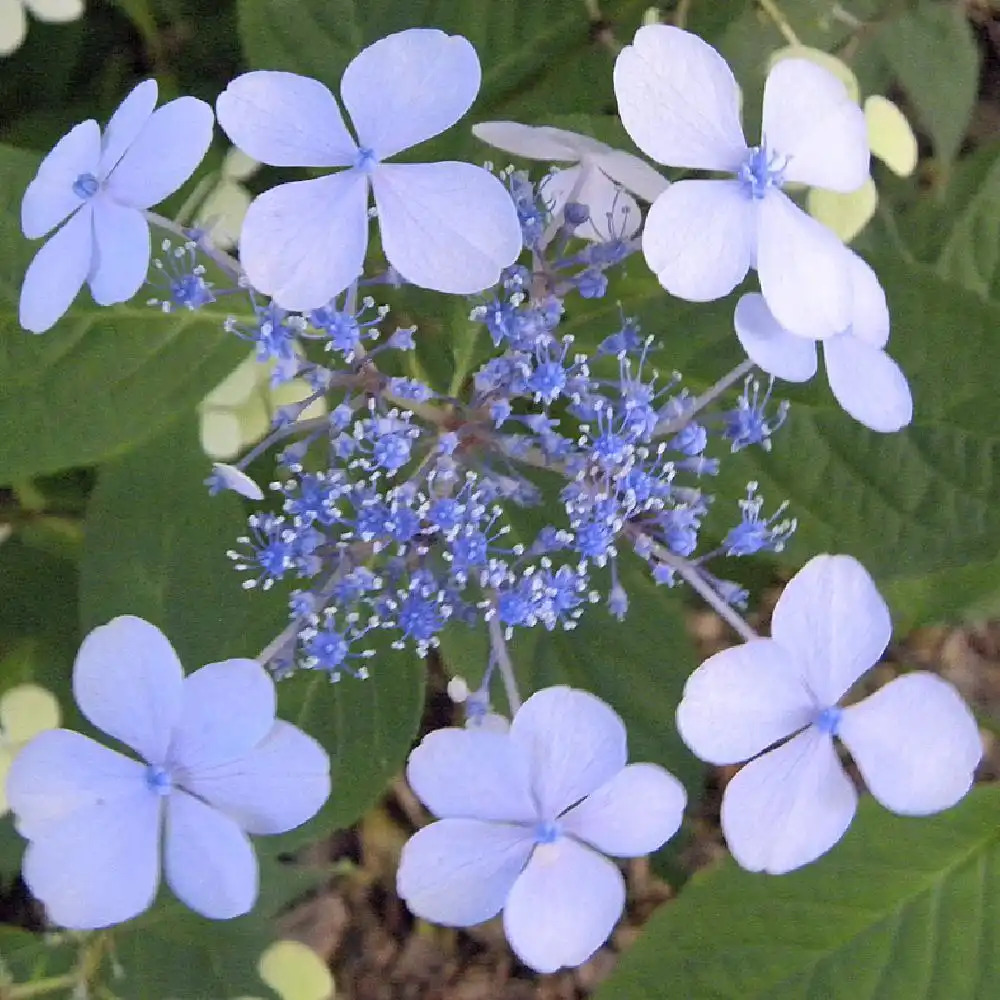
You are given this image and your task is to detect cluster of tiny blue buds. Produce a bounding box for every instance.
[179,170,797,680]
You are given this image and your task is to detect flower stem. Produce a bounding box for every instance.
[633,530,759,643]
[3,974,78,999]
[488,613,522,713]
[757,0,801,46]
[654,358,755,437]
[144,209,242,280]
[2,933,109,999]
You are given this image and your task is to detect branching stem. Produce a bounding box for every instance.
[488,613,523,713]
[630,529,759,643]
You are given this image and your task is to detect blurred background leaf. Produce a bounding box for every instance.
[876,0,980,164]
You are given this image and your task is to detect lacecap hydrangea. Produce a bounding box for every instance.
[7,20,980,979]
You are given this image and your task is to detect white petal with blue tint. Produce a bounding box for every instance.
[22,786,161,929]
[180,721,329,835]
[678,639,817,765]
[538,164,585,215]
[472,121,580,162]
[107,96,214,209]
[846,252,890,347]
[88,200,149,305]
[761,59,869,192]
[510,686,626,820]
[614,25,747,172]
[734,293,819,382]
[98,79,157,176]
[216,71,357,168]
[823,334,913,432]
[397,818,534,927]
[372,161,522,294]
[721,726,857,874]
[561,763,685,857]
[642,179,754,302]
[7,729,145,840]
[239,171,370,311]
[406,727,537,824]
[72,615,184,765]
[209,462,265,501]
[19,203,93,333]
[165,790,257,919]
[593,148,669,203]
[169,658,276,772]
[839,672,982,815]
[540,164,642,241]
[770,554,891,707]
[341,29,481,160]
[21,119,99,238]
[756,189,851,338]
[503,838,625,974]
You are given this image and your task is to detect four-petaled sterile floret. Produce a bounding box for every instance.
[397,686,686,973]
[6,617,330,928]
[613,25,870,338]
[19,80,213,332]
[677,555,982,874]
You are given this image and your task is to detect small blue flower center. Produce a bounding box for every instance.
[145,764,173,796]
[72,172,100,200]
[737,144,785,200]
[534,820,562,845]
[170,274,213,310]
[815,706,843,735]
[354,147,379,174]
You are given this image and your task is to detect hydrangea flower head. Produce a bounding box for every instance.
[472,121,667,241]
[613,25,869,338]
[734,251,912,432]
[216,28,523,311]
[397,686,685,973]
[0,0,83,59]
[19,80,214,333]
[6,616,330,928]
[677,555,982,875]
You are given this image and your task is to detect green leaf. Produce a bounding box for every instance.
[0,538,78,691]
[594,786,1000,1000]
[79,417,285,666]
[111,902,278,999]
[0,535,80,875]
[888,142,1000,299]
[272,646,426,847]
[0,142,250,485]
[882,558,1000,634]
[877,0,980,163]
[0,927,76,986]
